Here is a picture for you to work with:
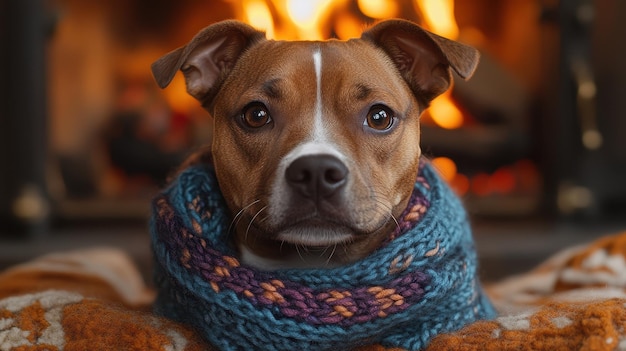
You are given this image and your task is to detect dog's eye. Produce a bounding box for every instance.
[364,105,395,131]
[241,102,272,129]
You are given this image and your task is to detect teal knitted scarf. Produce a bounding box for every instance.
[150,160,495,351]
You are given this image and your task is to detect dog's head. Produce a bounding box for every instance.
[152,19,479,269]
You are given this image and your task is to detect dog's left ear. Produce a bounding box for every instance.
[151,20,266,104]
[362,19,479,104]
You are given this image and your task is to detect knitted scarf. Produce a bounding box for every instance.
[150,160,496,351]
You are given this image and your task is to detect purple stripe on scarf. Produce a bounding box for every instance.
[154,196,430,327]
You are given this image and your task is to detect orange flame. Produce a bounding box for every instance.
[427,90,464,129]
[285,0,333,39]
[414,0,459,40]
[243,0,276,39]
[357,0,399,19]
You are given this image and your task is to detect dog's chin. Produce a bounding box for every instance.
[238,214,394,269]
[276,226,354,247]
[238,225,356,270]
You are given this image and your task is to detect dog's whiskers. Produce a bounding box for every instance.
[325,244,338,266]
[295,244,305,262]
[258,214,271,223]
[388,213,400,232]
[370,192,401,228]
[244,205,267,243]
[228,199,261,235]
[357,193,397,232]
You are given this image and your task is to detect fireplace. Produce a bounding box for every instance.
[1,0,625,235]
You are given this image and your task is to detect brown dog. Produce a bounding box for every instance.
[152,19,478,270]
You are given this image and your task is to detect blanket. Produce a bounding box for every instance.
[2,232,626,350]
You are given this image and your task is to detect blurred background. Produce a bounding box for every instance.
[1,0,625,281]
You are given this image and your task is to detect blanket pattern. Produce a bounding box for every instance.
[428,233,626,351]
[2,233,626,350]
[0,249,207,351]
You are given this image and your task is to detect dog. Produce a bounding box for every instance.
[149,19,493,350]
[151,19,479,270]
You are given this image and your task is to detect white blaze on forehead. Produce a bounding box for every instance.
[312,48,326,142]
[290,48,344,160]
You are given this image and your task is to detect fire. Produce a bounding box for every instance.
[238,0,339,40]
[426,89,464,129]
[243,0,275,39]
[357,0,399,19]
[414,0,459,40]
[284,0,334,39]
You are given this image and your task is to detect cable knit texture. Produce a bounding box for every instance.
[150,159,496,351]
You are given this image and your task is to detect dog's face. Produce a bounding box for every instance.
[152,20,479,269]
[212,40,422,267]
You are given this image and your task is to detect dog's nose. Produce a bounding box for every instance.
[285,155,348,199]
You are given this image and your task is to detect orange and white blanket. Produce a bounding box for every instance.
[2,232,626,351]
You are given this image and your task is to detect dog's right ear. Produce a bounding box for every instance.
[151,20,265,104]
[362,19,479,105]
